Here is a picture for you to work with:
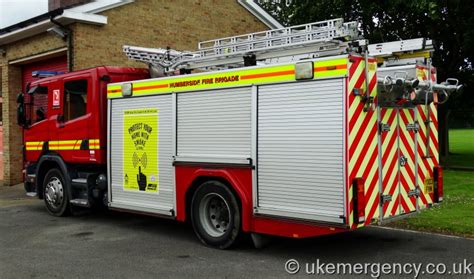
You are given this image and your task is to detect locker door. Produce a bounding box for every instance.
[256,79,345,224]
[398,108,418,214]
[379,108,400,218]
[109,94,174,215]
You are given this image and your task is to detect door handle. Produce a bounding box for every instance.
[57,115,65,128]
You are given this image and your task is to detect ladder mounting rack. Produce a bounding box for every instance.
[123,18,360,73]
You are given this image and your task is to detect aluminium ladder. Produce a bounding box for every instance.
[123,18,360,74]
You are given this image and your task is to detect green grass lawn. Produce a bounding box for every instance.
[448,129,474,168]
[389,170,474,238]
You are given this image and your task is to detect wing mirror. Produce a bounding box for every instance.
[16,93,27,127]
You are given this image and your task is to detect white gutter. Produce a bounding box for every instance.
[237,0,284,29]
[69,0,134,14]
[0,11,107,45]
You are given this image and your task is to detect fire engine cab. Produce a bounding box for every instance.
[17,18,460,249]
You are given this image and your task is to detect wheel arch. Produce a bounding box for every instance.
[178,167,253,232]
[36,153,71,200]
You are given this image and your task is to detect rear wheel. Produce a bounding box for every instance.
[191,181,241,249]
[43,168,70,217]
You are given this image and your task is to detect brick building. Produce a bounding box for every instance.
[0,0,280,186]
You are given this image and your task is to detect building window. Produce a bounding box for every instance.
[64,79,87,122]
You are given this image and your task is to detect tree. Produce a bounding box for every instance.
[261,0,474,161]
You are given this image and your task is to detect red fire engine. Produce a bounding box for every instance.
[17,19,460,249]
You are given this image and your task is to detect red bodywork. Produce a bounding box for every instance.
[175,165,346,238]
[24,65,347,239]
[24,66,149,165]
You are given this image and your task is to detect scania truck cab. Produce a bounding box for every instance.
[18,66,148,215]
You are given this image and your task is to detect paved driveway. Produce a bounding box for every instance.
[0,184,472,278]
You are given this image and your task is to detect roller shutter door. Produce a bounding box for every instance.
[257,79,345,223]
[21,56,67,120]
[177,87,252,160]
[22,55,68,91]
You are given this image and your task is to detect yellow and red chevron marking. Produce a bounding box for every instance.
[416,104,438,207]
[416,66,437,83]
[347,55,379,228]
[415,65,438,208]
[380,108,400,218]
[398,109,417,214]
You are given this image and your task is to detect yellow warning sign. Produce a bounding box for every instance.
[369,62,376,72]
[424,178,434,194]
[123,108,159,193]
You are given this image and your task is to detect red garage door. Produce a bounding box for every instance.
[21,55,68,123]
[22,55,68,91]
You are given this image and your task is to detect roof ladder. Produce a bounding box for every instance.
[123,18,361,75]
[368,38,434,66]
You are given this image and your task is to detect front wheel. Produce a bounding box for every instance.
[191,181,241,249]
[43,168,70,217]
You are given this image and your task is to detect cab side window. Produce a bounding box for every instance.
[27,85,48,124]
[64,79,87,122]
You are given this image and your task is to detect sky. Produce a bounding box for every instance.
[0,0,48,29]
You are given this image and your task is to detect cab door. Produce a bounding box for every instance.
[55,74,92,162]
[24,82,54,162]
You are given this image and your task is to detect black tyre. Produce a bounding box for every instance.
[191,181,241,249]
[43,168,70,217]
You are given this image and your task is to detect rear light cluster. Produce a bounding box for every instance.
[353,178,366,224]
[434,166,443,203]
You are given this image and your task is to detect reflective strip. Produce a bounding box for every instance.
[49,140,83,151]
[347,56,380,228]
[107,58,349,98]
[416,103,437,207]
[89,139,100,150]
[25,141,44,151]
[25,139,101,151]
[314,58,348,78]
[376,51,431,64]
